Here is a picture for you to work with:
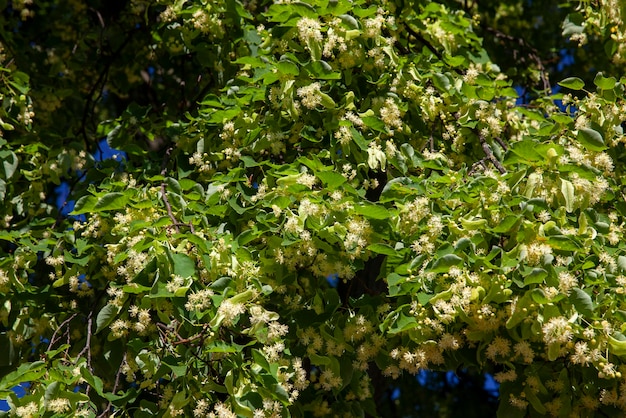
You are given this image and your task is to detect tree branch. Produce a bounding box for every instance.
[493,136,508,151]
[160,182,180,234]
[478,133,506,174]
[77,314,94,370]
[47,313,78,354]
[404,24,444,61]
[160,146,180,233]
[159,145,195,233]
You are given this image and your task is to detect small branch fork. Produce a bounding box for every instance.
[46,313,79,355]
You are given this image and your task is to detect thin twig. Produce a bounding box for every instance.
[468,158,489,176]
[159,146,180,233]
[96,405,111,418]
[159,146,196,233]
[98,351,128,418]
[48,313,78,352]
[160,182,180,233]
[77,314,94,370]
[479,134,506,174]
[112,352,126,394]
[493,136,508,151]
[404,24,444,61]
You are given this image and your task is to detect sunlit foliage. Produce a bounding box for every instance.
[1,0,626,417]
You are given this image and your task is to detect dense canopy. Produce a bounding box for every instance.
[1,0,626,417]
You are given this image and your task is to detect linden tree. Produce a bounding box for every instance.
[1,0,626,417]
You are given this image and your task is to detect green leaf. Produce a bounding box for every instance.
[428,254,463,273]
[228,197,247,215]
[417,292,432,306]
[0,361,46,391]
[432,73,451,91]
[562,13,584,36]
[276,60,300,76]
[609,335,626,357]
[354,204,390,219]
[319,92,336,109]
[1,151,17,179]
[168,250,196,278]
[240,156,259,167]
[367,243,397,256]
[361,116,386,132]
[80,367,107,398]
[71,195,97,214]
[163,357,187,377]
[64,250,91,266]
[547,235,582,251]
[303,61,341,79]
[386,273,403,297]
[339,14,359,29]
[165,177,182,195]
[496,388,527,418]
[577,127,606,152]
[388,312,417,334]
[504,140,542,164]
[206,341,242,354]
[350,127,369,151]
[44,381,61,404]
[547,342,561,361]
[306,37,322,61]
[593,72,616,90]
[618,255,626,272]
[309,353,332,366]
[454,237,472,252]
[316,171,346,188]
[95,304,119,334]
[523,268,548,285]
[570,288,594,317]
[506,293,534,329]
[551,113,574,125]
[525,384,547,414]
[94,192,129,212]
[558,77,584,90]
[560,178,575,212]
[491,215,519,233]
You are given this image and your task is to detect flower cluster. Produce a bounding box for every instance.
[296,82,323,110]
